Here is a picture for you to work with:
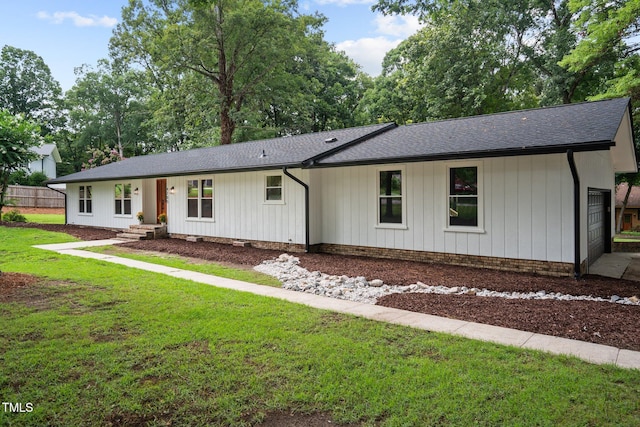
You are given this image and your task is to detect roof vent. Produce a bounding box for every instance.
[259,149,267,158]
[325,137,338,143]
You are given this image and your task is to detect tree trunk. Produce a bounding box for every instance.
[219,106,235,145]
[616,183,633,234]
[0,170,9,217]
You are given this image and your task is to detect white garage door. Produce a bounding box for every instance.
[587,190,605,266]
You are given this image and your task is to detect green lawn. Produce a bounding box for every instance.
[1,226,639,426]
[22,213,65,224]
[88,245,282,287]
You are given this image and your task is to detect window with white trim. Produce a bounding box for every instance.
[448,165,479,228]
[265,175,283,202]
[114,183,132,215]
[79,185,92,214]
[187,178,213,219]
[378,168,404,225]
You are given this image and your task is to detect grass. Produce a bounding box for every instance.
[1,226,640,426]
[22,213,65,224]
[87,245,282,287]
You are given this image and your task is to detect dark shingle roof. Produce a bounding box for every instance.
[314,97,631,166]
[50,123,396,183]
[50,98,632,184]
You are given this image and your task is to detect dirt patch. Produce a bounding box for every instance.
[0,272,39,298]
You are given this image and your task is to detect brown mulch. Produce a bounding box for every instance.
[3,222,640,351]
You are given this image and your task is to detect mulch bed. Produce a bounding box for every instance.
[4,222,640,351]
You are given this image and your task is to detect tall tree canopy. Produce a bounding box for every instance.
[0,110,42,215]
[111,0,323,145]
[0,45,64,134]
[366,0,624,124]
[66,59,152,159]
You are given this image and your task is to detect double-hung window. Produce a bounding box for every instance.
[79,185,92,214]
[265,175,283,203]
[448,165,480,228]
[187,178,213,219]
[378,168,405,226]
[115,183,132,215]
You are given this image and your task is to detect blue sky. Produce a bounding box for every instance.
[0,0,423,92]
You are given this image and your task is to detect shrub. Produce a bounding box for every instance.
[2,209,27,222]
[27,171,49,187]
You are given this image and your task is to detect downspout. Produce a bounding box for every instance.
[47,184,67,225]
[282,167,309,253]
[567,150,581,279]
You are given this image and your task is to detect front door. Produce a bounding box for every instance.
[156,179,167,224]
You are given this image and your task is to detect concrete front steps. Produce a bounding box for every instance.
[117,224,167,241]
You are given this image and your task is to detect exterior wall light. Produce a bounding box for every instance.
[170,186,175,194]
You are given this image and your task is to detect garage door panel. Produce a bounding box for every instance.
[588,190,605,266]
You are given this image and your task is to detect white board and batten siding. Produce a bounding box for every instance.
[66,180,145,229]
[165,169,307,245]
[575,150,615,265]
[317,153,583,264]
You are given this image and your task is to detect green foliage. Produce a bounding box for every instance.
[66,59,153,159]
[0,109,42,215]
[26,171,49,187]
[0,45,64,134]
[8,171,50,186]
[2,226,640,426]
[111,0,325,145]
[2,209,26,222]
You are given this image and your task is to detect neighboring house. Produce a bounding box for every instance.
[29,144,61,179]
[615,183,640,231]
[48,98,637,278]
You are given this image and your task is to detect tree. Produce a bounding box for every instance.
[0,110,42,216]
[66,59,152,159]
[0,45,64,134]
[364,1,540,123]
[559,0,640,230]
[369,0,618,112]
[112,0,321,145]
[254,34,371,137]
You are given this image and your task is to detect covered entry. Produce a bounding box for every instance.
[587,189,611,266]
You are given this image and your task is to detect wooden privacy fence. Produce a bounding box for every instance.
[6,185,65,208]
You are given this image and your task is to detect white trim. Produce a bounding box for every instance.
[186,177,215,221]
[114,182,132,217]
[264,173,285,205]
[444,161,484,233]
[375,165,407,228]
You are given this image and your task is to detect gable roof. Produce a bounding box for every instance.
[32,144,61,163]
[314,97,635,169]
[49,123,396,184]
[49,97,636,184]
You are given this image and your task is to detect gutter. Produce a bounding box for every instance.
[46,184,67,225]
[566,150,581,279]
[282,167,310,253]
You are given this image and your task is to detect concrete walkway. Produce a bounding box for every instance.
[34,240,640,370]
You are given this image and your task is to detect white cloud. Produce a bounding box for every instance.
[37,11,117,28]
[334,14,424,76]
[373,14,424,38]
[336,37,402,76]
